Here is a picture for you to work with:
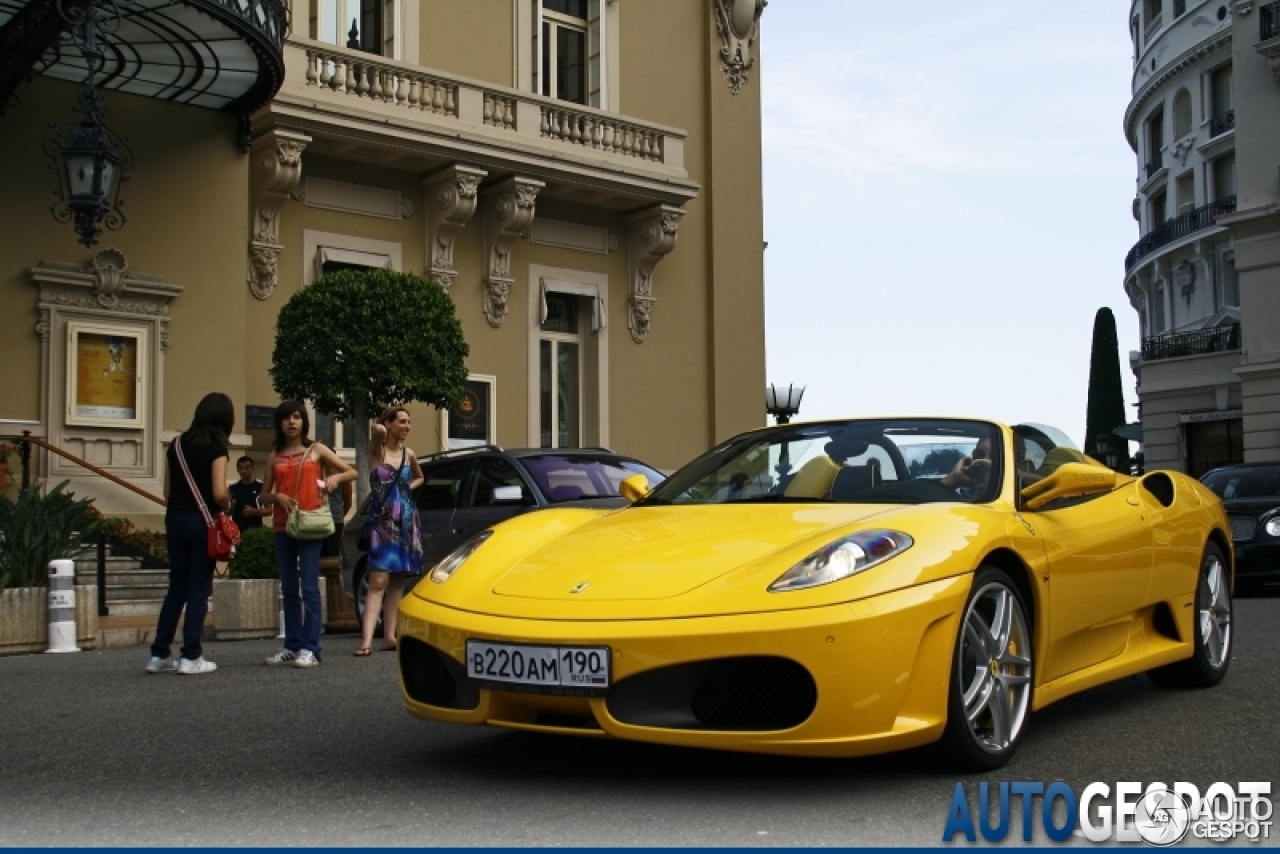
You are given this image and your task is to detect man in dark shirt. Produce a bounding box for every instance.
[228,456,269,530]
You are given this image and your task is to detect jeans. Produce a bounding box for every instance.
[275,533,323,656]
[151,510,214,661]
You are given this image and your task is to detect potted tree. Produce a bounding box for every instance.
[0,481,101,655]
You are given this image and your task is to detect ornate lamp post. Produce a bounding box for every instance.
[765,383,805,425]
[1095,432,1120,472]
[44,0,134,247]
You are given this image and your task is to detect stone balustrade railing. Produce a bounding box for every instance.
[293,40,683,168]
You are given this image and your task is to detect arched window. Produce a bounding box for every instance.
[1173,89,1192,138]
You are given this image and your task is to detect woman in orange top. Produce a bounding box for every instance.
[260,400,355,668]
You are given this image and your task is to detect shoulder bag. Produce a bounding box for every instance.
[285,445,336,540]
[174,435,241,561]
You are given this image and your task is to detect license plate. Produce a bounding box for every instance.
[466,640,611,697]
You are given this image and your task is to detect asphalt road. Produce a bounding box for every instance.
[0,597,1277,847]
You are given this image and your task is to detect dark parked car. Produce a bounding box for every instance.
[1200,462,1280,593]
[340,445,665,621]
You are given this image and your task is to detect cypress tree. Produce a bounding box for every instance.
[1085,307,1131,472]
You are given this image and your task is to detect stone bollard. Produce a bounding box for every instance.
[46,559,80,653]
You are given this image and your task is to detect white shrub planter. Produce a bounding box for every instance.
[0,585,100,656]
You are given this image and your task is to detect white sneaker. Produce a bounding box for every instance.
[177,657,217,675]
[293,650,319,668]
[145,656,178,674]
[265,648,298,666]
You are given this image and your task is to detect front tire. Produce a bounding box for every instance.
[1148,542,1232,688]
[938,567,1034,771]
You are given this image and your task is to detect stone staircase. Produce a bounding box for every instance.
[74,548,172,617]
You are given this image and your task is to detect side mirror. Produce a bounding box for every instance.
[619,473,649,503]
[1020,462,1117,511]
[491,485,524,503]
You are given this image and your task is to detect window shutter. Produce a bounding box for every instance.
[532,0,544,94]
[587,0,605,108]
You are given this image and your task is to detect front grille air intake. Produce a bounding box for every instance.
[1229,515,1257,542]
[689,657,817,731]
[399,637,480,710]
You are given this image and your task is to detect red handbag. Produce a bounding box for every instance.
[174,435,241,560]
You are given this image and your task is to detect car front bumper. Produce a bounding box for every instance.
[396,574,971,758]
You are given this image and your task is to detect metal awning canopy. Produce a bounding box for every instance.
[0,0,285,118]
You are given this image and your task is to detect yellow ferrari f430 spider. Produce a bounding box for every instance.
[396,418,1233,769]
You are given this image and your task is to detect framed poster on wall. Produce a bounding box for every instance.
[65,321,148,428]
[444,375,496,450]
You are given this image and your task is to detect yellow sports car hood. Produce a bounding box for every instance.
[419,502,1011,621]
[490,504,900,601]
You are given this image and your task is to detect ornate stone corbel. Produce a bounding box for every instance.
[713,0,767,95]
[423,164,487,292]
[481,175,543,326]
[625,204,684,343]
[248,129,310,300]
[90,247,129,308]
[1235,1,1253,15]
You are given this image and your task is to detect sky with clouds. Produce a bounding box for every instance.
[761,1,1139,447]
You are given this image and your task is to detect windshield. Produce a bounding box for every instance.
[639,419,1002,506]
[521,455,666,503]
[1201,466,1280,499]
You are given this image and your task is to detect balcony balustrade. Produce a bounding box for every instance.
[1145,152,1164,179]
[1125,195,1236,272]
[293,40,675,168]
[1263,0,1280,41]
[1209,109,1235,138]
[1141,323,1240,362]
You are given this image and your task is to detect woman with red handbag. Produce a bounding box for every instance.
[146,392,235,676]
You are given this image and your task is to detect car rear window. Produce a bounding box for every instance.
[520,455,664,503]
[1201,466,1280,499]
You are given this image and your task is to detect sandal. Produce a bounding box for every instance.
[381,642,397,652]
[353,646,372,657]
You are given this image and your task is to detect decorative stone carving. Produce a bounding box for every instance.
[1172,135,1196,166]
[481,175,543,326]
[423,164,487,292]
[625,204,685,343]
[713,0,767,95]
[91,248,129,308]
[1176,259,1197,304]
[248,129,310,300]
[1235,1,1253,15]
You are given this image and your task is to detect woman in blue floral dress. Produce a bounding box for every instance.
[357,406,424,655]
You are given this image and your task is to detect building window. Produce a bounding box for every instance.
[1219,251,1240,307]
[539,292,582,448]
[1145,107,1164,178]
[532,0,609,107]
[314,0,396,56]
[1212,153,1236,201]
[1185,418,1242,478]
[1173,89,1192,138]
[1175,171,1195,215]
[1152,284,1167,333]
[1173,0,1187,17]
[1149,187,1168,230]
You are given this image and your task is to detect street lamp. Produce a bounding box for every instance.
[43,0,134,247]
[765,383,805,425]
[1095,432,1120,472]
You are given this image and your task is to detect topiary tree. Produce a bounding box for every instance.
[1085,307,1131,473]
[270,269,469,502]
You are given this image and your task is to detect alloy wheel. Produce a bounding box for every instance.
[957,581,1033,754]
[1200,552,1231,670]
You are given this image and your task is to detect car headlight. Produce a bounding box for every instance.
[1265,517,1280,538]
[768,529,913,592]
[429,530,493,584]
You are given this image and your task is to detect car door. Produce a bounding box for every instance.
[448,455,538,545]
[415,459,470,567]
[1026,486,1154,684]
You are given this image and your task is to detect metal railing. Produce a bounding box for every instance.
[1263,0,1280,41]
[1141,323,1241,361]
[1125,195,1236,272]
[1145,152,1163,179]
[7,431,166,616]
[1209,109,1235,137]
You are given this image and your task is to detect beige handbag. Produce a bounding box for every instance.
[285,445,335,540]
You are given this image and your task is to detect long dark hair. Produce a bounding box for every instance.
[184,392,234,447]
[272,400,313,453]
